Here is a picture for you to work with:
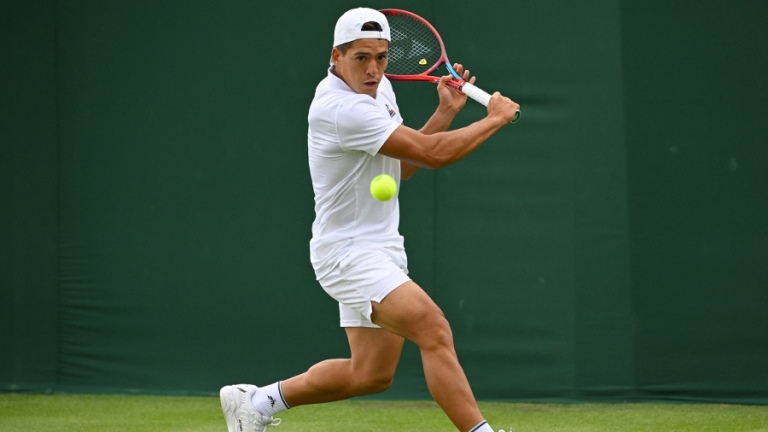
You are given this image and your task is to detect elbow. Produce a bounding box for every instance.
[422,152,449,170]
[420,136,452,169]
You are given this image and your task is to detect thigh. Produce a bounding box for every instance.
[346,326,404,376]
[320,248,411,327]
[370,280,448,344]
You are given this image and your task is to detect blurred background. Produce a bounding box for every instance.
[2,0,766,403]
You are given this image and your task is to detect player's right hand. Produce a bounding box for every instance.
[488,92,520,125]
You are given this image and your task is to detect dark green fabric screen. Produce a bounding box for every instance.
[2,0,766,403]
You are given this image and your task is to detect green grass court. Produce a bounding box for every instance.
[1,393,766,432]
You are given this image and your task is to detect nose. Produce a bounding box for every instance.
[366,60,378,76]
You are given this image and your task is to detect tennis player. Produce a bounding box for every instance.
[220,7,520,432]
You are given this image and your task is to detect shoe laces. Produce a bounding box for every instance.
[243,410,281,429]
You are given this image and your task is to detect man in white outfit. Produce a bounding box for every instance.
[220,7,520,432]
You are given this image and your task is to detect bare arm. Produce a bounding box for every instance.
[384,91,519,172]
[399,64,475,180]
[400,105,458,179]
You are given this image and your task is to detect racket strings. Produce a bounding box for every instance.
[385,14,443,76]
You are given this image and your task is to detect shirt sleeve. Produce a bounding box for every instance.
[336,95,399,156]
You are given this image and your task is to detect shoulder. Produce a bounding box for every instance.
[310,81,371,127]
[335,95,388,133]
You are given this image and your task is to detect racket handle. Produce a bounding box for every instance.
[460,82,520,123]
[459,82,492,106]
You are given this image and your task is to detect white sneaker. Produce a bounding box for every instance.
[220,384,282,432]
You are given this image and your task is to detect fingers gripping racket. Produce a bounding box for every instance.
[380,8,520,123]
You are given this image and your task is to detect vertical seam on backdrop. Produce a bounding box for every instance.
[430,0,439,302]
[616,0,639,399]
[432,172,439,300]
[53,0,62,392]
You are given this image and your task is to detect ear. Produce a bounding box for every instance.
[331,47,342,66]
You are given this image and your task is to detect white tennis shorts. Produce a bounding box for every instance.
[318,246,411,328]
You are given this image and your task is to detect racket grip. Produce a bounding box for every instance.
[460,82,521,124]
[459,82,491,106]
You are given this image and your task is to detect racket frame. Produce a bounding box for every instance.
[380,8,519,122]
[379,9,461,86]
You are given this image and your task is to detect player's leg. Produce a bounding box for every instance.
[221,324,404,432]
[280,326,404,406]
[371,280,487,432]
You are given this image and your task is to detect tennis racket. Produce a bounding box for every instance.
[380,8,520,123]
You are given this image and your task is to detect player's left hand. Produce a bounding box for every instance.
[437,63,476,113]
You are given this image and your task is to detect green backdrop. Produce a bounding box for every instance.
[2,0,766,403]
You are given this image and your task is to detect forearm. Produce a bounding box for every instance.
[419,105,459,135]
[406,106,459,179]
[380,92,518,172]
[401,160,419,180]
[425,115,505,168]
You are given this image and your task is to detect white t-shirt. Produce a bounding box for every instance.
[307,68,406,280]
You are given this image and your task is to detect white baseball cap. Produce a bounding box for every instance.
[333,8,391,47]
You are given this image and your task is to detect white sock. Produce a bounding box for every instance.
[250,381,290,417]
[468,420,494,432]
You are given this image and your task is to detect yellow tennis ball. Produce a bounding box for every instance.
[370,174,397,201]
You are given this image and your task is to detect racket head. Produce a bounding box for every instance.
[380,9,459,82]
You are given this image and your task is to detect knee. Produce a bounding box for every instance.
[414,313,454,351]
[367,372,395,394]
[354,371,395,396]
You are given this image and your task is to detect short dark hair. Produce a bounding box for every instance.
[335,21,386,54]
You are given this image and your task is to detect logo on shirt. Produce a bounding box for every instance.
[385,104,397,118]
